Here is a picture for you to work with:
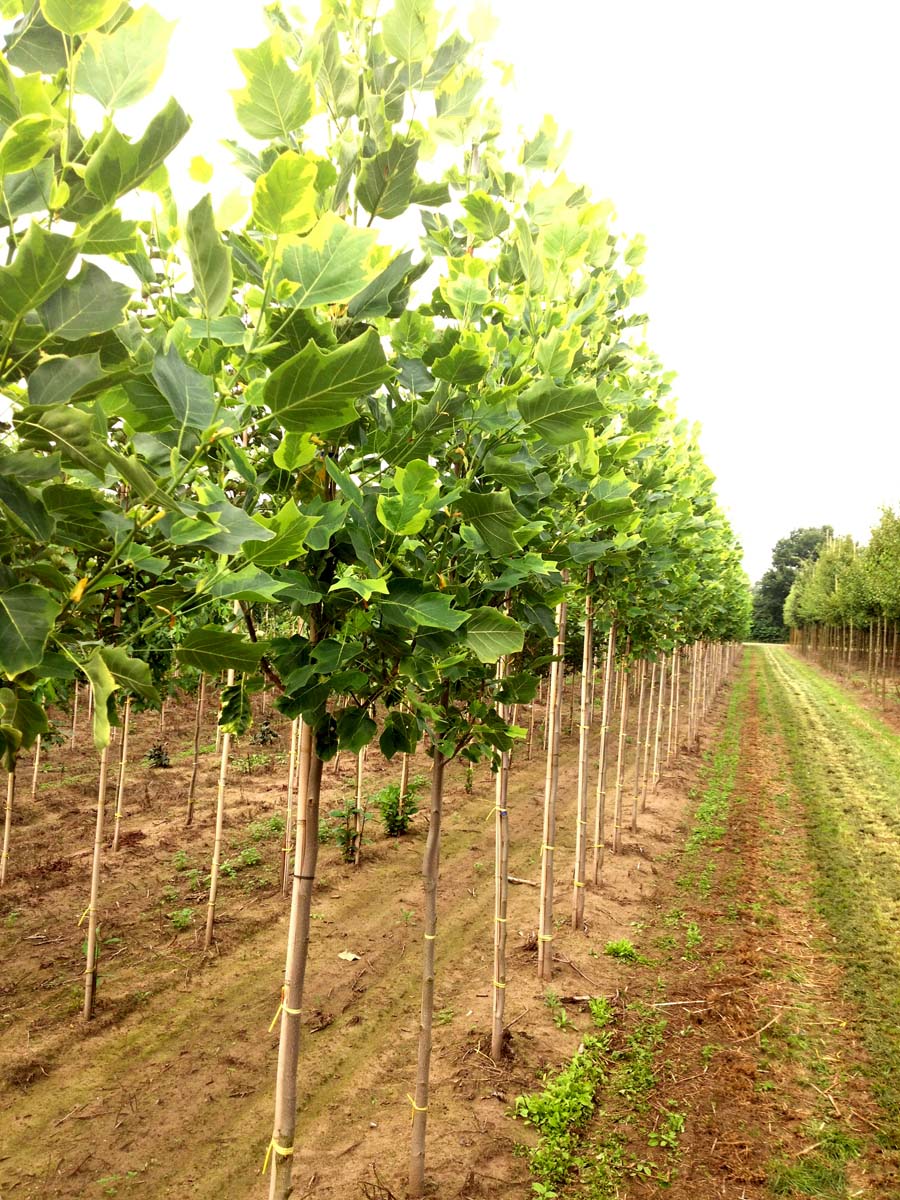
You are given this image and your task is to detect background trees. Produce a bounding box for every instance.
[749,525,832,641]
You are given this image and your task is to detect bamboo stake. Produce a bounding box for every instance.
[537,594,567,980]
[572,571,593,929]
[353,747,366,867]
[590,619,617,885]
[185,675,206,827]
[83,745,110,1020]
[408,746,447,1197]
[491,658,511,1061]
[111,697,131,853]
[30,734,40,799]
[267,753,324,1200]
[612,659,630,855]
[204,668,234,951]
[651,654,667,787]
[70,682,79,747]
[631,660,647,833]
[295,721,311,873]
[640,661,657,813]
[1,768,14,886]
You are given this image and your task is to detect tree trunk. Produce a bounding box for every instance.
[204,669,234,952]
[267,752,324,1200]
[640,661,657,813]
[572,576,593,929]
[111,697,131,853]
[631,659,647,833]
[185,675,206,827]
[353,747,366,867]
[491,660,511,1061]
[281,718,299,896]
[538,595,567,980]
[83,746,110,1020]
[408,747,447,1197]
[590,619,617,885]
[70,683,79,748]
[612,660,630,855]
[651,654,667,788]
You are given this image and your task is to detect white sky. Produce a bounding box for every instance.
[147,0,900,583]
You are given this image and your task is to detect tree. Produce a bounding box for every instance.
[750,526,832,641]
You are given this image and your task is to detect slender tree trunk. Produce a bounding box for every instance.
[295,721,312,874]
[1,768,14,886]
[398,750,411,820]
[538,596,567,980]
[353,747,366,867]
[408,747,447,1197]
[282,719,299,896]
[267,753,324,1200]
[590,619,617,885]
[83,746,110,1020]
[185,675,206,827]
[612,659,630,854]
[111,697,131,853]
[70,683,79,748]
[652,654,667,787]
[526,697,536,762]
[204,669,234,951]
[666,647,678,766]
[572,574,594,929]
[631,659,647,833]
[640,661,657,813]
[491,661,511,1061]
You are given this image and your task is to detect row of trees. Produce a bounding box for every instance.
[0,1,750,1194]
[784,509,900,699]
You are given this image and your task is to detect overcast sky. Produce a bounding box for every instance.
[151,0,900,582]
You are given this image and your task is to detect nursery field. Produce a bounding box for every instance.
[2,647,899,1199]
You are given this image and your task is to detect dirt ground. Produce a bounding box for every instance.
[1,652,897,1199]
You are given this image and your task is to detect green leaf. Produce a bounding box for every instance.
[75,7,176,110]
[0,687,48,768]
[439,255,490,320]
[585,471,638,526]
[335,706,377,753]
[347,250,421,320]
[273,432,317,470]
[151,345,216,430]
[16,404,109,477]
[460,190,509,242]
[382,0,437,61]
[243,499,319,568]
[357,139,420,221]
[84,648,118,750]
[330,576,389,600]
[430,333,490,385]
[0,475,54,541]
[28,353,104,406]
[380,579,468,631]
[252,150,317,236]
[457,490,524,556]
[280,212,390,307]
[376,458,440,536]
[83,97,191,205]
[464,607,524,663]
[232,33,315,141]
[0,114,53,175]
[205,566,294,604]
[37,261,131,340]
[177,627,266,676]
[518,380,606,445]
[40,0,119,36]
[0,584,60,678]
[185,193,232,318]
[265,327,394,433]
[219,674,263,736]
[0,222,76,323]
[379,709,419,759]
[79,209,139,254]
[99,646,160,706]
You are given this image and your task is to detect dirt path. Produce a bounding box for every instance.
[3,648,899,1200]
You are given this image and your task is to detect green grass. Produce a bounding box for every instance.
[759,647,900,1146]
